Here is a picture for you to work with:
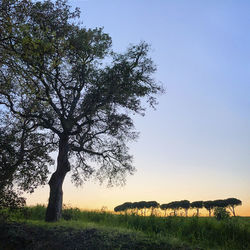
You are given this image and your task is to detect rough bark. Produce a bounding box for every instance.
[45,135,70,222]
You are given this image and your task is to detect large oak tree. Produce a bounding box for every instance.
[0,0,162,221]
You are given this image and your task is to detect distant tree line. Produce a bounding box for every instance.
[114,201,159,216]
[114,198,242,217]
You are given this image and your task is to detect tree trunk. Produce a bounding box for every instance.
[232,206,236,216]
[151,207,155,216]
[174,209,176,216]
[45,135,70,222]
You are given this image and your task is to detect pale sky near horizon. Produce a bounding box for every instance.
[26,0,250,216]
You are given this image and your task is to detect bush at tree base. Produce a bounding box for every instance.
[214,207,230,221]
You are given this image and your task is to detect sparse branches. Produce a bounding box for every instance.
[179,200,190,217]
[224,198,242,216]
[203,201,215,217]
[190,201,203,217]
[0,0,162,221]
[0,113,54,208]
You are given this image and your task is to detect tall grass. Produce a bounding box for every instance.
[4,205,250,249]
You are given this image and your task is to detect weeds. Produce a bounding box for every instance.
[3,205,250,249]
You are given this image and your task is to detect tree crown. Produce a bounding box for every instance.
[0,0,163,187]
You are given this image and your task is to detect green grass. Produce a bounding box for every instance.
[2,205,250,249]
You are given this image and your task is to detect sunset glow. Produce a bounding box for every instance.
[25,0,250,217]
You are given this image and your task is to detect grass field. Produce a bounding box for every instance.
[1,205,250,249]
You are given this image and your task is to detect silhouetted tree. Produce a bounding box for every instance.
[131,202,140,214]
[165,200,190,217]
[114,205,122,212]
[204,200,215,217]
[114,204,124,213]
[225,198,242,216]
[167,201,181,216]
[213,199,227,208]
[114,202,134,213]
[0,0,162,221]
[146,201,159,216]
[136,201,147,216]
[190,201,203,216]
[134,201,159,216]
[179,200,190,217]
[114,201,159,216]
[160,203,170,217]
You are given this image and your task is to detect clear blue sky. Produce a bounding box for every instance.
[27,0,250,215]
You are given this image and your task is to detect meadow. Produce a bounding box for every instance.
[0,205,250,249]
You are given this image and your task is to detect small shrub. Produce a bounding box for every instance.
[214,207,230,221]
[0,209,10,223]
[62,205,81,220]
[20,207,32,220]
[29,205,46,220]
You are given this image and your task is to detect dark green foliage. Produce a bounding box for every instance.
[214,207,230,221]
[135,201,147,209]
[0,0,162,221]
[146,201,159,209]
[7,204,81,221]
[0,115,54,186]
[179,200,190,217]
[190,201,203,209]
[0,112,53,210]
[225,198,242,206]
[161,200,190,216]
[0,188,26,209]
[4,206,250,249]
[21,205,47,220]
[114,204,124,212]
[116,198,242,218]
[203,198,242,217]
[5,205,46,221]
[0,0,162,185]
[225,198,242,216]
[0,222,175,250]
[166,201,181,216]
[114,202,133,212]
[62,206,81,221]
[179,200,190,209]
[160,203,170,216]
[204,200,215,217]
[114,201,159,214]
[160,203,169,209]
[190,201,203,216]
[213,199,227,208]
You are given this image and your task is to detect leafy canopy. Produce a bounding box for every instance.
[0,0,163,188]
[0,113,54,208]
